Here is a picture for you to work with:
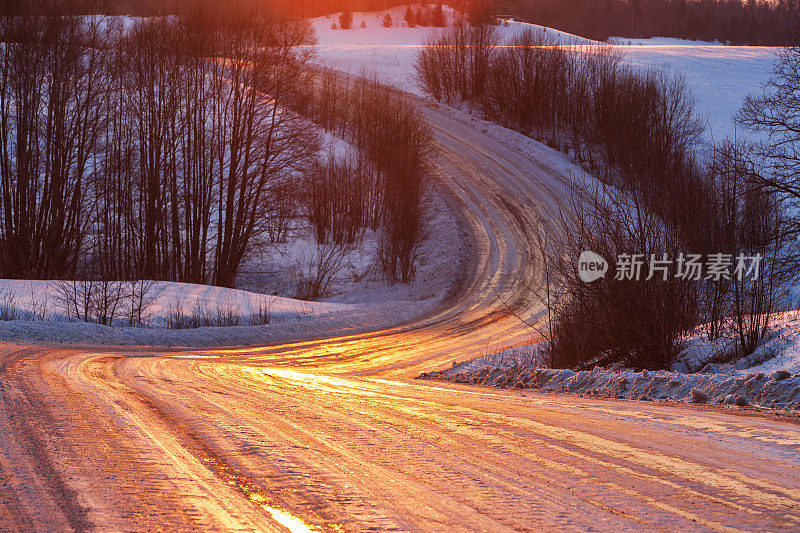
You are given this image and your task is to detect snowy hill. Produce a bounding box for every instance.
[312,7,778,142]
[311,7,593,93]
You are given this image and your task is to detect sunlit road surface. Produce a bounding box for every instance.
[1,106,799,532]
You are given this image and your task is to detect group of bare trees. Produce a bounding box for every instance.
[0,13,106,279]
[417,24,793,370]
[417,26,704,216]
[0,4,319,287]
[68,0,443,19]
[293,72,432,283]
[416,23,500,104]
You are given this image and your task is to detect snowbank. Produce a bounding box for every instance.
[0,279,376,346]
[0,279,347,323]
[423,362,800,411]
[0,278,452,347]
[421,310,800,411]
[675,311,800,375]
[0,177,469,348]
[0,299,424,348]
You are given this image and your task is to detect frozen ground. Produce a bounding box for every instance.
[313,8,779,142]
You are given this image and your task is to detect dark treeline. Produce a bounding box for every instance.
[5,0,441,18]
[417,25,793,369]
[6,0,797,45]
[503,0,800,46]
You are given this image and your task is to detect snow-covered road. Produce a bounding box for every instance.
[0,104,798,531]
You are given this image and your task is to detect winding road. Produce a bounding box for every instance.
[0,105,799,532]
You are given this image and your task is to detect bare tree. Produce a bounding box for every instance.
[550,181,700,371]
[124,279,163,326]
[704,140,790,356]
[295,240,354,300]
[739,45,800,272]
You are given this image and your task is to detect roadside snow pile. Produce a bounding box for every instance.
[439,343,548,376]
[422,310,800,410]
[422,363,800,410]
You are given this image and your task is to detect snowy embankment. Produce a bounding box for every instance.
[0,178,469,348]
[0,279,346,323]
[421,310,800,411]
[0,279,434,347]
[0,301,419,348]
[0,186,468,348]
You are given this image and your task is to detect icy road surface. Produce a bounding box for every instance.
[0,105,799,531]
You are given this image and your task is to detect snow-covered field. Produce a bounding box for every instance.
[620,41,777,140]
[312,8,590,93]
[313,9,779,142]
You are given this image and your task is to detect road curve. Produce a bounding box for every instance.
[1,105,799,532]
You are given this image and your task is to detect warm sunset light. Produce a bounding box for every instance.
[0,0,798,531]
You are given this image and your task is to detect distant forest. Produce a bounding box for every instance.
[1,0,795,44]
[0,0,424,17]
[502,0,800,45]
